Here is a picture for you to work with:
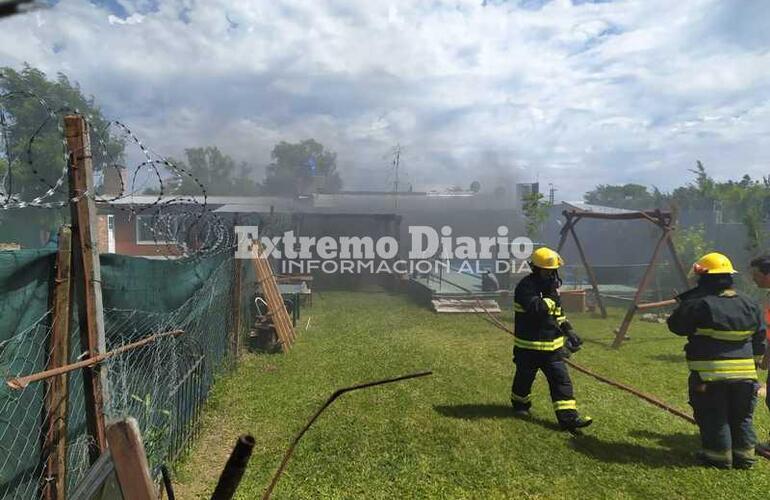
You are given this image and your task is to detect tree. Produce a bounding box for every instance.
[262,139,342,195]
[583,183,660,210]
[672,224,712,270]
[173,146,258,196]
[522,191,550,239]
[0,65,124,246]
[1,65,124,200]
[470,180,481,193]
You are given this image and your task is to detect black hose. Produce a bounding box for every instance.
[160,464,175,500]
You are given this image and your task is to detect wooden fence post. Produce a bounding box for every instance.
[42,226,72,500]
[106,419,156,500]
[231,257,242,361]
[65,114,109,461]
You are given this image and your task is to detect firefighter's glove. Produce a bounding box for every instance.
[561,321,583,353]
[565,333,583,354]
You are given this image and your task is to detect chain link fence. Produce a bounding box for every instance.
[0,252,250,499]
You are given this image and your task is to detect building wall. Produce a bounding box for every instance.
[112,211,182,257]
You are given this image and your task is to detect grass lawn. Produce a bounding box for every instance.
[174,291,770,499]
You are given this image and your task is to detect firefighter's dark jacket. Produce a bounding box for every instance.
[513,273,568,351]
[667,284,767,382]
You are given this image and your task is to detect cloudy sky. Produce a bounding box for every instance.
[2,0,770,200]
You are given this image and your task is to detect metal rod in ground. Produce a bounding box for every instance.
[6,330,184,390]
[262,370,433,500]
[210,435,256,500]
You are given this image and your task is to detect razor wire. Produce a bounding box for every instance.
[0,73,237,261]
[0,254,250,499]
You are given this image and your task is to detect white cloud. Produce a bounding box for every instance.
[108,13,144,25]
[1,0,769,199]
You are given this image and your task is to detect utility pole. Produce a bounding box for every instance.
[392,144,401,210]
[392,144,401,194]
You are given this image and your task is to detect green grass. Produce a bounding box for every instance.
[174,291,770,499]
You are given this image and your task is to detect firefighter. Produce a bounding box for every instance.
[510,247,592,432]
[667,252,767,469]
[749,254,770,455]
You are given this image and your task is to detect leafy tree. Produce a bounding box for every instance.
[522,191,550,239]
[670,164,770,252]
[672,224,712,270]
[0,65,124,246]
[262,139,342,195]
[173,146,258,196]
[669,160,719,210]
[470,180,481,193]
[1,65,123,199]
[583,183,661,210]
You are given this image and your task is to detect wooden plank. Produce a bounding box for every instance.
[42,226,72,500]
[636,298,677,311]
[568,225,607,318]
[665,236,691,290]
[432,299,501,313]
[67,451,115,500]
[106,419,155,500]
[563,208,673,221]
[613,229,671,348]
[231,257,242,360]
[252,250,294,352]
[555,213,578,253]
[64,115,108,460]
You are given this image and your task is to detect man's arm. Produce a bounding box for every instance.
[514,278,550,317]
[666,299,700,336]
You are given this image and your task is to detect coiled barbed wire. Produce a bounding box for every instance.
[0,73,238,260]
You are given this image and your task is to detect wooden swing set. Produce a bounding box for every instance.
[555,204,691,348]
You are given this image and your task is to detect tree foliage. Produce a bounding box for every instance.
[173,146,259,196]
[262,139,342,195]
[672,224,712,269]
[1,65,124,200]
[0,65,124,246]
[522,191,550,239]
[583,183,664,210]
[584,161,770,257]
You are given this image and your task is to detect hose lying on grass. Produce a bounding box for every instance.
[262,370,433,499]
[476,302,770,461]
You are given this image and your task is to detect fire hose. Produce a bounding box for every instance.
[476,301,770,460]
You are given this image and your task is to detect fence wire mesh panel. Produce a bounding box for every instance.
[0,251,246,499]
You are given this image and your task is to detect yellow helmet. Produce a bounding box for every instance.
[692,252,737,275]
[531,247,564,270]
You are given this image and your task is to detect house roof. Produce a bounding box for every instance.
[98,191,515,215]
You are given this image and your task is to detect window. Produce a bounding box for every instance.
[135,214,179,245]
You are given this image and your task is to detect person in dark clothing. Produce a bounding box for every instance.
[511,247,592,432]
[749,254,770,454]
[668,252,767,469]
[481,269,499,291]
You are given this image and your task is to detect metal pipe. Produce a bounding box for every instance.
[262,370,433,500]
[6,330,184,390]
[210,435,256,500]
